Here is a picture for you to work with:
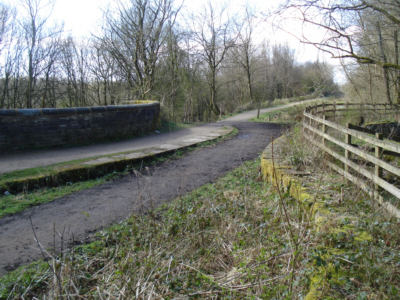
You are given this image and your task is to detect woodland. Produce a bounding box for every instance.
[0,0,340,122]
[0,0,398,120]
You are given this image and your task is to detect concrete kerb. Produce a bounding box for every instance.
[260,136,372,300]
[0,126,235,195]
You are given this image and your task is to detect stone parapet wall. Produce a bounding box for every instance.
[0,102,160,152]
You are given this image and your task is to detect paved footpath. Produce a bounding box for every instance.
[0,99,317,174]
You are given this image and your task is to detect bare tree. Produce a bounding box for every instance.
[59,37,89,107]
[40,35,61,107]
[179,33,207,123]
[233,6,258,116]
[89,39,119,106]
[20,0,63,107]
[279,1,398,67]
[0,4,14,59]
[253,42,274,103]
[0,4,20,108]
[278,0,400,103]
[101,0,181,99]
[271,44,295,99]
[191,2,236,117]
[155,25,182,120]
[376,21,392,104]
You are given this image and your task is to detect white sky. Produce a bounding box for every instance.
[5,0,345,83]
[52,0,110,37]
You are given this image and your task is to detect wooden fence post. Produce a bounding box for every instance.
[307,113,312,138]
[345,123,352,177]
[333,101,336,121]
[322,115,327,146]
[375,133,383,194]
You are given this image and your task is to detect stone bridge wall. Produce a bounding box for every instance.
[0,102,160,152]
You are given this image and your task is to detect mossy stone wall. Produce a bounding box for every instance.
[0,102,160,152]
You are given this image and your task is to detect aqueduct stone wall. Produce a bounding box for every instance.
[0,102,160,152]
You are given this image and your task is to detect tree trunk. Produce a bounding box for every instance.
[210,77,220,116]
[1,74,9,109]
[377,22,392,104]
[395,30,400,103]
[26,55,33,108]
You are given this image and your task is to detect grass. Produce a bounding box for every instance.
[251,99,328,124]
[0,177,108,219]
[1,108,399,298]
[253,105,302,123]
[0,127,238,219]
[0,152,132,188]
[2,138,399,298]
[220,95,325,121]
[0,158,314,299]
[270,125,400,299]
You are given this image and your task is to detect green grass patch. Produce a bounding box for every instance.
[252,99,328,124]
[0,261,49,299]
[252,105,305,124]
[0,154,124,188]
[0,177,107,218]
[220,95,323,121]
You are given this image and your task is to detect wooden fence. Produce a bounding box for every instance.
[303,102,400,219]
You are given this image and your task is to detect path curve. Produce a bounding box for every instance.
[0,99,316,174]
[0,122,284,275]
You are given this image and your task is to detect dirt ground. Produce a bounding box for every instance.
[0,122,285,275]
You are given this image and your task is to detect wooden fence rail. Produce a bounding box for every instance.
[303,102,400,219]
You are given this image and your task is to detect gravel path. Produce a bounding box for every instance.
[0,122,284,275]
